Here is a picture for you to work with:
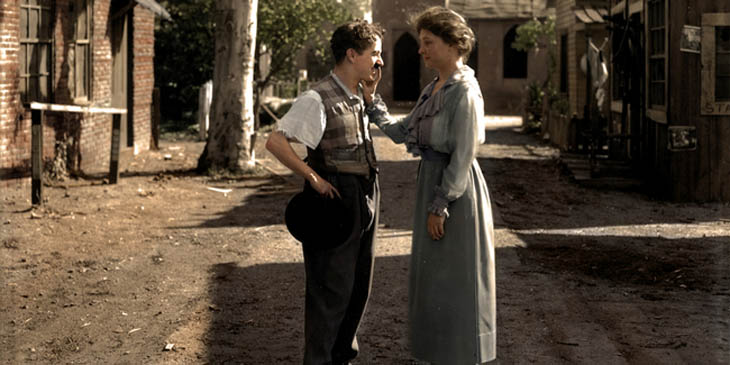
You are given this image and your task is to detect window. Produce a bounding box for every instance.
[19,0,53,103]
[701,13,730,115]
[73,0,92,101]
[503,25,527,79]
[647,0,666,110]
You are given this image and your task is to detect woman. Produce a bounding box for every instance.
[363,6,496,364]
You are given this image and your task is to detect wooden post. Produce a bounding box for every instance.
[152,87,160,150]
[109,113,121,184]
[31,109,43,205]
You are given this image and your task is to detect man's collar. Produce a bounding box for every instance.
[330,71,361,100]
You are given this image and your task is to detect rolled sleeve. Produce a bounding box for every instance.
[276,90,326,150]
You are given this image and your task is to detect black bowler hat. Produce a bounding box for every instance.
[285,190,353,251]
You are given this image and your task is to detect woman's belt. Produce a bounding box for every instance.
[419,148,450,162]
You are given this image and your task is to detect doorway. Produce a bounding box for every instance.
[393,33,420,101]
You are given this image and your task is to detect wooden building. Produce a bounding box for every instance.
[546,0,609,150]
[610,0,730,201]
[0,0,169,187]
[551,0,730,201]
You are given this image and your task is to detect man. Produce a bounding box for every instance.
[265,20,384,365]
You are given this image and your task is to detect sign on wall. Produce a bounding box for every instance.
[680,25,701,53]
[667,126,697,151]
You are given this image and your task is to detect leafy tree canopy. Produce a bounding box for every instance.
[256,0,353,88]
[154,0,355,128]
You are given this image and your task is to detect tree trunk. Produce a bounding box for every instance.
[198,0,258,172]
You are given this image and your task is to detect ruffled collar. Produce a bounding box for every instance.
[405,66,476,155]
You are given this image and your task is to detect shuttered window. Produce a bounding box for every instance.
[19,0,53,103]
[73,0,92,101]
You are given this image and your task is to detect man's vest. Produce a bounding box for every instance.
[307,74,378,176]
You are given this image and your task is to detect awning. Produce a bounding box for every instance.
[135,0,171,20]
[574,5,608,24]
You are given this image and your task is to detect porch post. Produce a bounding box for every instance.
[31,109,43,205]
[109,113,121,184]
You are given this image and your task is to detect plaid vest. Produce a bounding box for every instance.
[307,74,377,176]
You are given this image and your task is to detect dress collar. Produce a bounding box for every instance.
[423,65,476,96]
[404,65,476,156]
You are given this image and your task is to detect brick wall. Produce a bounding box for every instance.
[0,0,28,188]
[0,0,159,187]
[76,0,114,174]
[133,7,155,153]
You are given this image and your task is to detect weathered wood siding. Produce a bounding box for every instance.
[663,0,730,201]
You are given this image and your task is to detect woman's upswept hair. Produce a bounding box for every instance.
[412,6,475,59]
[330,20,385,64]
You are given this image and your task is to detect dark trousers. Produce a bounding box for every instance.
[302,173,379,365]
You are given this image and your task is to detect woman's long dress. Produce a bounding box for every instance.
[368,66,496,364]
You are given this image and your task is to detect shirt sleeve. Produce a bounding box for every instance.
[276,90,326,150]
[430,84,483,216]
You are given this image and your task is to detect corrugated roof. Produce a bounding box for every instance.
[135,0,171,20]
[448,0,552,19]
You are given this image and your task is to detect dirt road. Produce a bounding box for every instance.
[1,122,729,364]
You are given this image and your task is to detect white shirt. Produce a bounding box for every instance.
[276,73,370,150]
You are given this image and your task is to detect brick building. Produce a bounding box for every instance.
[0,0,169,187]
[372,0,554,114]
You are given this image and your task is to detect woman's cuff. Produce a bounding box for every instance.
[365,94,388,120]
[427,187,450,217]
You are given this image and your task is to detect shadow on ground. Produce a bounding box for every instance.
[204,254,413,364]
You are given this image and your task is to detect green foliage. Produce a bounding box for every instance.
[512,16,556,53]
[256,0,352,88]
[154,0,215,128]
[512,16,561,130]
[153,0,352,130]
[523,81,545,131]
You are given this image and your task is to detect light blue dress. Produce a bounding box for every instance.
[367,66,496,364]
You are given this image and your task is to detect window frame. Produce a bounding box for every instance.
[560,32,568,93]
[701,13,730,115]
[19,0,54,104]
[72,0,93,103]
[645,0,667,123]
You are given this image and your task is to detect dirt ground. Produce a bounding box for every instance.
[2,119,729,364]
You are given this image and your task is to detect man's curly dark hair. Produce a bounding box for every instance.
[330,20,385,65]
